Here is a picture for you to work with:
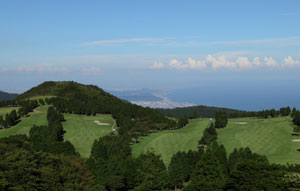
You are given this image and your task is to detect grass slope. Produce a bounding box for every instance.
[0,105,48,138]
[0,105,114,158]
[132,118,210,165]
[218,117,300,164]
[0,107,20,116]
[63,114,114,158]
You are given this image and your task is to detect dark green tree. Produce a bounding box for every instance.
[134,152,169,191]
[185,150,225,191]
[215,111,228,128]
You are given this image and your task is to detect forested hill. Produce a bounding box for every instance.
[159,105,245,118]
[16,81,176,137]
[17,81,112,100]
[0,91,18,101]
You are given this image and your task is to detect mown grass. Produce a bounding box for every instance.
[217,117,300,164]
[0,105,48,138]
[0,105,114,158]
[132,118,210,165]
[63,114,114,158]
[0,107,21,116]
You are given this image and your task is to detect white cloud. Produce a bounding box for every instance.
[84,38,164,46]
[264,57,278,67]
[252,57,260,66]
[187,58,207,69]
[151,61,164,69]
[169,59,188,69]
[15,64,70,73]
[283,56,299,67]
[206,55,236,69]
[81,67,101,74]
[169,58,207,70]
[236,57,252,69]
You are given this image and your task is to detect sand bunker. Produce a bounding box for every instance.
[235,122,248,125]
[292,139,300,142]
[94,120,110,126]
[33,109,41,113]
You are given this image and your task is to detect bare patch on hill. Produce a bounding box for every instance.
[33,108,41,113]
[235,122,248,125]
[94,120,110,126]
[292,139,300,142]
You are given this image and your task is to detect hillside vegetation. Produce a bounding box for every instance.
[0,91,18,101]
[0,105,115,157]
[1,81,300,190]
[17,81,175,137]
[159,105,245,118]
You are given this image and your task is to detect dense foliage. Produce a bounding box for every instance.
[0,91,18,101]
[229,106,292,118]
[199,122,218,145]
[29,106,77,156]
[159,105,245,119]
[215,111,228,128]
[0,100,38,128]
[0,135,100,191]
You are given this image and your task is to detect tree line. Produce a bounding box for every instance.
[44,94,177,139]
[29,106,77,156]
[0,100,39,128]
[229,106,292,118]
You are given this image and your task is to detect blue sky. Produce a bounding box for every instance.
[1,0,300,109]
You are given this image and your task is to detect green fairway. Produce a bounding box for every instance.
[63,114,114,158]
[0,107,20,116]
[132,118,210,165]
[0,105,114,158]
[218,117,300,164]
[0,105,48,138]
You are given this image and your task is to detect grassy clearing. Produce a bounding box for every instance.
[0,105,48,138]
[132,118,210,165]
[0,107,21,116]
[217,117,300,164]
[0,105,114,158]
[63,114,114,158]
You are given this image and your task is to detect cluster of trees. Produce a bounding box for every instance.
[199,122,218,145]
[280,106,292,116]
[17,100,39,117]
[29,106,77,156]
[215,111,228,128]
[0,135,100,191]
[292,108,300,137]
[0,100,39,128]
[0,100,18,107]
[292,108,300,127]
[229,106,292,119]
[158,105,245,119]
[177,116,189,129]
[0,110,19,127]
